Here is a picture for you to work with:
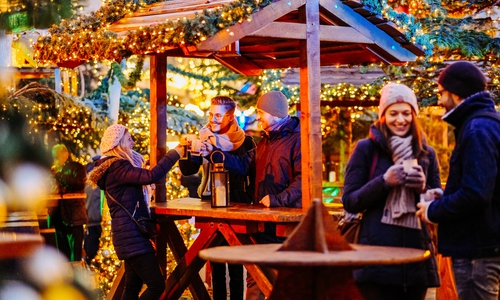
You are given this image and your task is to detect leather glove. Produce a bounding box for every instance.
[383,165,406,186]
[405,165,426,191]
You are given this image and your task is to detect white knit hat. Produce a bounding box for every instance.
[379,83,419,118]
[100,124,127,154]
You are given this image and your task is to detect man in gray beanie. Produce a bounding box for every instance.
[246,91,302,300]
[417,61,500,300]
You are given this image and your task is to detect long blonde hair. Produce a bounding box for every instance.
[104,129,145,168]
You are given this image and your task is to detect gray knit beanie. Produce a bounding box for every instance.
[256,91,289,118]
[438,61,487,99]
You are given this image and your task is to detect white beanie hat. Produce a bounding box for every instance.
[379,83,419,118]
[100,124,127,154]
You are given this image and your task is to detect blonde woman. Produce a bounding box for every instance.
[88,124,183,300]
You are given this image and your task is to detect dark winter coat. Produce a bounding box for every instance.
[179,136,256,204]
[427,91,500,258]
[342,126,441,287]
[254,116,302,208]
[252,116,301,244]
[85,159,102,227]
[52,160,88,226]
[88,150,180,260]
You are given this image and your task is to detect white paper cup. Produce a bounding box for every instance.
[403,159,418,173]
[191,139,202,156]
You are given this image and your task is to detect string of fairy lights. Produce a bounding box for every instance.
[33,0,275,65]
[32,0,436,66]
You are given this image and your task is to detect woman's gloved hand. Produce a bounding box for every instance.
[405,165,426,192]
[383,165,406,186]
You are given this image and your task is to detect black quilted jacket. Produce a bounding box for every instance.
[88,150,180,260]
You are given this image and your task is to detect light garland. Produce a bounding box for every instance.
[34,0,273,66]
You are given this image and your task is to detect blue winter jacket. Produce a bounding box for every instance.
[427,91,500,258]
[342,126,441,287]
[88,150,180,260]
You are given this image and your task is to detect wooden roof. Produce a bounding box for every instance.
[109,0,424,75]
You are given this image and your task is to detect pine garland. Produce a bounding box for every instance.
[34,0,274,66]
[109,56,145,89]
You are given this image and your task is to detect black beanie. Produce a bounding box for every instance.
[438,61,487,99]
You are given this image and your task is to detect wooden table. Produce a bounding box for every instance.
[199,199,431,300]
[0,232,44,259]
[152,197,305,300]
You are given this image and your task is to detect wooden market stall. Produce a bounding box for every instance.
[107,0,423,210]
[104,1,424,298]
[39,0,425,298]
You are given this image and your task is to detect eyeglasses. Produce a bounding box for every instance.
[209,112,229,121]
[436,88,445,99]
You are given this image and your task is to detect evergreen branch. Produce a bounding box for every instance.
[108,57,145,88]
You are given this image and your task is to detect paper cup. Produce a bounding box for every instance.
[191,139,202,156]
[403,159,418,173]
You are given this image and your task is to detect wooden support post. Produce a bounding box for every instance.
[150,53,168,202]
[63,69,70,94]
[299,0,322,212]
[71,69,78,96]
[150,53,168,275]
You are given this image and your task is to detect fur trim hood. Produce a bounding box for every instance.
[87,157,120,189]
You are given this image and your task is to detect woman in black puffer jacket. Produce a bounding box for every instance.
[88,124,183,300]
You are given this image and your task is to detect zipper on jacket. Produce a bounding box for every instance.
[132,200,140,217]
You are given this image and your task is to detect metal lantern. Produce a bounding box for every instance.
[210,150,230,208]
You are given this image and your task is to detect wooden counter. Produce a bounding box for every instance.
[152,198,305,300]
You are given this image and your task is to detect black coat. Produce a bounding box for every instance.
[342,126,441,287]
[52,160,88,226]
[428,92,500,258]
[251,117,301,244]
[254,116,302,208]
[89,150,180,260]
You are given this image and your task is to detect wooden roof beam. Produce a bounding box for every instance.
[111,10,207,29]
[212,55,263,76]
[320,0,418,62]
[196,0,307,52]
[133,0,234,16]
[242,44,363,61]
[250,22,373,44]
[246,49,378,69]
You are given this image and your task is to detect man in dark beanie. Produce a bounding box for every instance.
[246,91,302,300]
[417,61,500,300]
